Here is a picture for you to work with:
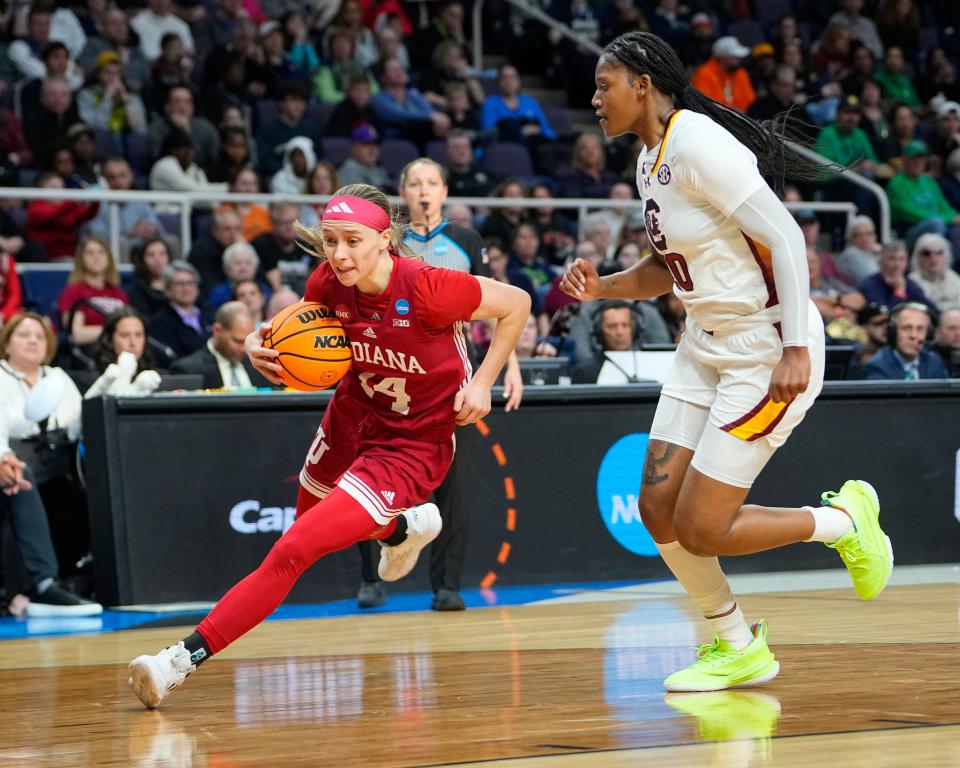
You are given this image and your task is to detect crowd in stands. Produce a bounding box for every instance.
[3,0,960,612]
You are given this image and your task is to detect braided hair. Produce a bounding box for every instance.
[602,32,827,188]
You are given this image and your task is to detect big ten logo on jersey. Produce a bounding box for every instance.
[595,433,658,556]
[229,499,296,534]
[393,318,410,327]
[296,306,336,324]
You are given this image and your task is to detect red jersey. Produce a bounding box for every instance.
[304,256,482,440]
[58,283,129,326]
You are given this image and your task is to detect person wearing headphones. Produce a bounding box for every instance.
[864,302,948,380]
[354,157,523,612]
[572,300,642,383]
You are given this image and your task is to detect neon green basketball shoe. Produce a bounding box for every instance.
[663,620,780,693]
[821,480,893,601]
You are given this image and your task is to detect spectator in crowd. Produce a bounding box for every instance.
[829,0,883,59]
[486,237,541,319]
[555,133,618,201]
[531,184,576,265]
[931,308,960,375]
[264,286,299,321]
[508,222,554,299]
[131,0,195,62]
[147,33,194,114]
[47,143,79,189]
[916,47,960,106]
[864,302,946,380]
[648,0,688,47]
[188,208,243,291]
[481,179,529,244]
[199,20,276,121]
[616,242,643,270]
[78,51,147,138]
[17,43,85,133]
[443,81,480,137]
[852,301,890,366]
[233,280,267,327]
[270,136,316,194]
[326,72,381,138]
[149,128,227,202]
[749,43,778,98]
[128,239,173,319]
[544,239,601,317]
[445,203,475,230]
[836,214,881,285]
[252,203,311,293]
[58,236,129,346]
[372,57,450,143]
[373,26,410,73]
[748,65,807,129]
[814,95,884,183]
[858,240,939,318]
[148,87,221,174]
[254,81,321,178]
[0,210,45,266]
[580,212,615,262]
[444,131,491,197]
[420,40,484,112]
[926,102,960,171]
[25,173,99,261]
[150,260,209,359]
[0,108,30,187]
[298,162,340,229]
[808,245,862,321]
[192,0,246,55]
[571,301,638,383]
[337,124,391,189]
[858,80,894,160]
[679,12,715,69]
[590,182,633,250]
[812,23,852,81]
[89,158,169,259]
[66,123,102,186]
[886,141,960,252]
[1,252,22,325]
[874,46,919,107]
[877,0,920,61]
[206,128,253,184]
[171,301,270,388]
[332,0,378,69]
[216,168,272,243]
[281,11,320,76]
[23,77,79,169]
[941,148,960,215]
[207,242,268,311]
[313,27,378,104]
[909,234,960,313]
[78,8,150,93]
[692,36,756,113]
[886,103,919,165]
[409,0,466,72]
[513,312,547,359]
[480,63,554,147]
[840,44,876,99]
[83,308,163,398]
[10,9,84,88]
[795,209,850,287]
[620,209,651,251]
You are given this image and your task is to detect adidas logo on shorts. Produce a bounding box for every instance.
[363,327,377,339]
[327,202,355,214]
[381,490,395,504]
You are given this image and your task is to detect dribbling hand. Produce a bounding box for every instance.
[245,323,285,386]
[559,258,602,301]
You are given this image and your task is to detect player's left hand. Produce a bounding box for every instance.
[502,359,523,412]
[769,346,810,404]
[453,380,491,425]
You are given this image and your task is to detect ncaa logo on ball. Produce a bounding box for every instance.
[595,433,658,556]
[657,164,671,184]
[395,299,410,316]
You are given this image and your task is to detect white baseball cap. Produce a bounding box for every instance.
[938,100,960,119]
[712,36,751,59]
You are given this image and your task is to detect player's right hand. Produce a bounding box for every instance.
[559,257,601,301]
[245,323,285,386]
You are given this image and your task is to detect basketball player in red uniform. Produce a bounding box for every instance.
[128,184,531,709]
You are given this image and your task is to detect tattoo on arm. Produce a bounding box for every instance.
[642,442,677,486]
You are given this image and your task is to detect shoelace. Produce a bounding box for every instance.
[694,638,729,666]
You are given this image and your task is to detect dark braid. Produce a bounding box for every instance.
[603,32,830,189]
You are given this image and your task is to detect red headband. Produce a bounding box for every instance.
[321,195,390,232]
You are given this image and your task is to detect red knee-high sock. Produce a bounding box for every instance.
[196,487,395,655]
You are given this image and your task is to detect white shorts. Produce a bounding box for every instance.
[650,304,825,488]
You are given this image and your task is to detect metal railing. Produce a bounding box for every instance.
[0,186,856,258]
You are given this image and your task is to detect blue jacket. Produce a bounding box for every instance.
[863,346,948,380]
[480,94,556,140]
[857,272,939,321]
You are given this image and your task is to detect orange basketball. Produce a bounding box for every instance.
[265,301,352,391]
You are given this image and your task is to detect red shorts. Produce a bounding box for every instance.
[299,393,455,525]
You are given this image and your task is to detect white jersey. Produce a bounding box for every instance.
[636,109,780,334]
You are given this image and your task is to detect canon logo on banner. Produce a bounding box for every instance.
[229,500,296,534]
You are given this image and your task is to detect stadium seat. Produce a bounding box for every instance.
[93,129,121,161]
[425,139,446,165]
[380,138,420,179]
[725,20,765,48]
[321,137,351,167]
[126,133,152,174]
[482,142,534,180]
[752,0,792,24]
[543,106,575,139]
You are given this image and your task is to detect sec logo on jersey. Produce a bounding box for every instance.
[657,164,671,185]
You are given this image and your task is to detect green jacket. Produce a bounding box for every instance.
[886,173,958,225]
[873,68,920,107]
[815,124,876,175]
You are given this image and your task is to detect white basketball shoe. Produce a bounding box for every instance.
[128,641,197,709]
[378,503,442,582]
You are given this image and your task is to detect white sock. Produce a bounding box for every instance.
[656,541,754,650]
[804,505,853,543]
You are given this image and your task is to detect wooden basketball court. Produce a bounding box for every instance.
[1,569,957,767]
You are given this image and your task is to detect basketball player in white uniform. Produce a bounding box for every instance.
[561,32,892,693]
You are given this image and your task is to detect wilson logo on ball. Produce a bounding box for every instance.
[296,307,335,324]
